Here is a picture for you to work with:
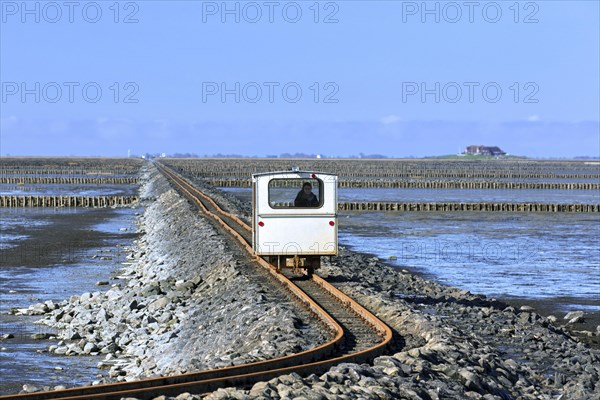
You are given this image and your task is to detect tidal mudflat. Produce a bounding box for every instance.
[0,207,139,394]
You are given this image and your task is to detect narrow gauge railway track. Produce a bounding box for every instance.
[1,163,392,400]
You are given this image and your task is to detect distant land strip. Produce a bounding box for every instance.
[0,177,140,185]
[210,179,599,191]
[0,195,138,208]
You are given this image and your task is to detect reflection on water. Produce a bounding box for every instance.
[338,211,600,301]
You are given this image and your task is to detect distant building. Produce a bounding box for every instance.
[464,145,506,156]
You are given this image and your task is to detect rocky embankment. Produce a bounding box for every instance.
[13,165,600,400]
[14,165,327,391]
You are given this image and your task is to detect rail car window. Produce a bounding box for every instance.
[268,178,323,208]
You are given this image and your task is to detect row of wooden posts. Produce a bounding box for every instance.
[2,176,596,190]
[0,177,140,185]
[202,172,600,179]
[167,162,600,177]
[209,179,599,191]
[2,196,597,213]
[174,168,599,180]
[167,160,600,173]
[338,202,599,213]
[0,196,138,208]
[0,169,139,175]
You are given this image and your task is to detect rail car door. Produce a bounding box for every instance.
[252,172,338,257]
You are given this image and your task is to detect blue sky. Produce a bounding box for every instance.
[1,0,599,157]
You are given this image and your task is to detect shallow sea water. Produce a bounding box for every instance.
[0,183,138,196]
[338,211,600,301]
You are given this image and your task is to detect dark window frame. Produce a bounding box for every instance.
[268,178,324,209]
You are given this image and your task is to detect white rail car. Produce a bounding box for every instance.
[252,170,338,275]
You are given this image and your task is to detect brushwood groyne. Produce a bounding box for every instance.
[0,195,138,208]
[208,179,599,191]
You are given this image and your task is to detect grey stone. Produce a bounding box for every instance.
[249,382,275,397]
[567,315,585,324]
[31,333,52,340]
[44,300,57,311]
[147,297,169,312]
[69,332,81,340]
[21,384,39,393]
[80,292,92,303]
[128,300,139,310]
[29,303,49,315]
[83,342,99,354]
[564,311,584,320]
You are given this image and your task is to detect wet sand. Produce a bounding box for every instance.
[1,209,137,268]
[0,207,139,394]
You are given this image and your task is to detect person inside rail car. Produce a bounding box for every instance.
[294,182,319,207]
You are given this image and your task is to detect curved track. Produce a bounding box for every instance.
[1,163,392,400]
